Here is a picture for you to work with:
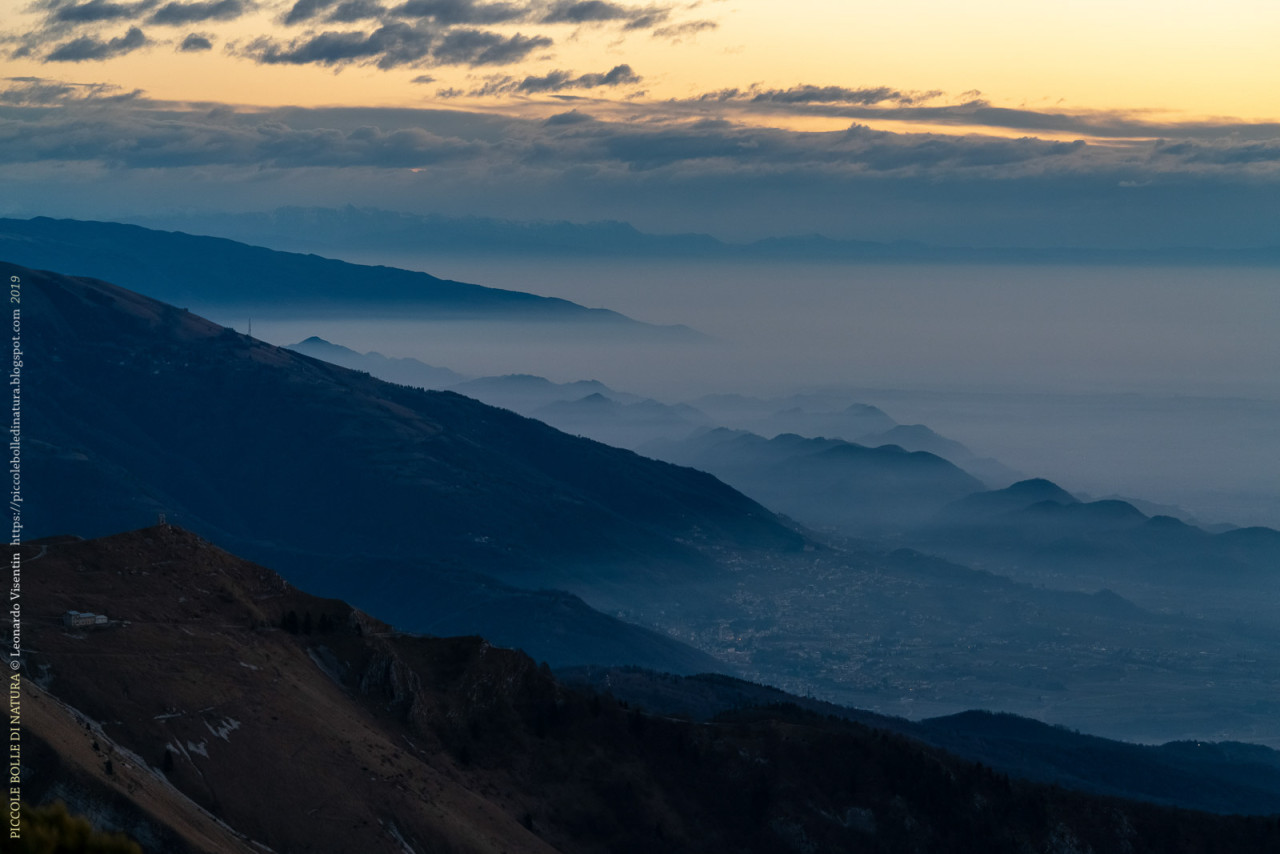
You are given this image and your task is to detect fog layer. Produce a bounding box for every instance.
[217,258,1280,528]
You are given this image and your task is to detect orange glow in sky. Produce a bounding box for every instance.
[4,0,1278,129]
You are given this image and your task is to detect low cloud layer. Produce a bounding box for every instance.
[672,87,1280,144]
[0,75,142,103]
[3,80,1278,249]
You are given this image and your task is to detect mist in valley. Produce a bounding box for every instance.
[224,256,1280,531]
[15,226,1280,780]
[149,241,1280,745]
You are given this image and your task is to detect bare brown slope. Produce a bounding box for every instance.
[24,683,261,854]
[20,527,1280,854]
[22,526,558,854]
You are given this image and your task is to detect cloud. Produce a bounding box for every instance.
[525,63,639,91]
[542,0,669,28]
[688,84,931,108]
[178,31,213,50]
[0,101,485,169]
[544,108,594,125]
[750,85,912,106]
[668,84,1280,144]
[244,22,434,68]
[10,0,698,76]
[1153,138,1280,166]
[544,1,639,22]
[861,103,1280,141]
[0,77,78,104]
[431,29,550,65]
[650,19,713,40]
[324,0,387,22]
[42,0,159,24]
[282,0,335,25]
[10,89,1272,182]
[470,63,639,95]
[390,0,527,25]
[7,78,1279,191]
[12,0,253,60]
[148,0,252,25]
[243,21,550,68]
[45,25,148,61]
[0,75,141,104]
[5,94,1280,248]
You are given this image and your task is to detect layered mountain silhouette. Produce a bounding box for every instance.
[440,375,713,450]
[127,204,1280,266]
[530,394,712,450]
[690,394,898,442]
[0,217,694,335]
[857,424,1023,487]
[19,527,1280,853]
[643,428,985,535]
[286,336,467,388]
[451,373,642,412]
[13,259,799,669]
[914,478,1280,614]
[288,345,1020,483]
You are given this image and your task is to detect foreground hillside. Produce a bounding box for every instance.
[19,527,1280,853]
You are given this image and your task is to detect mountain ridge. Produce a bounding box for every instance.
[18,526,1280,852]
[0,217,697,337]
[125,205,1280,266]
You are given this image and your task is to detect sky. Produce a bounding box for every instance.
[3,0,1280,246]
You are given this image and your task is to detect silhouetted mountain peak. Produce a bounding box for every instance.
[468,372,553,387]
[1146,514,1193,530]
[1006,478,1081,503]
[535,392,621,416]
[286,336,467,389]
[643,425,983,536]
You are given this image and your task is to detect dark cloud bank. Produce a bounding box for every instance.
[2,79,1279,249]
